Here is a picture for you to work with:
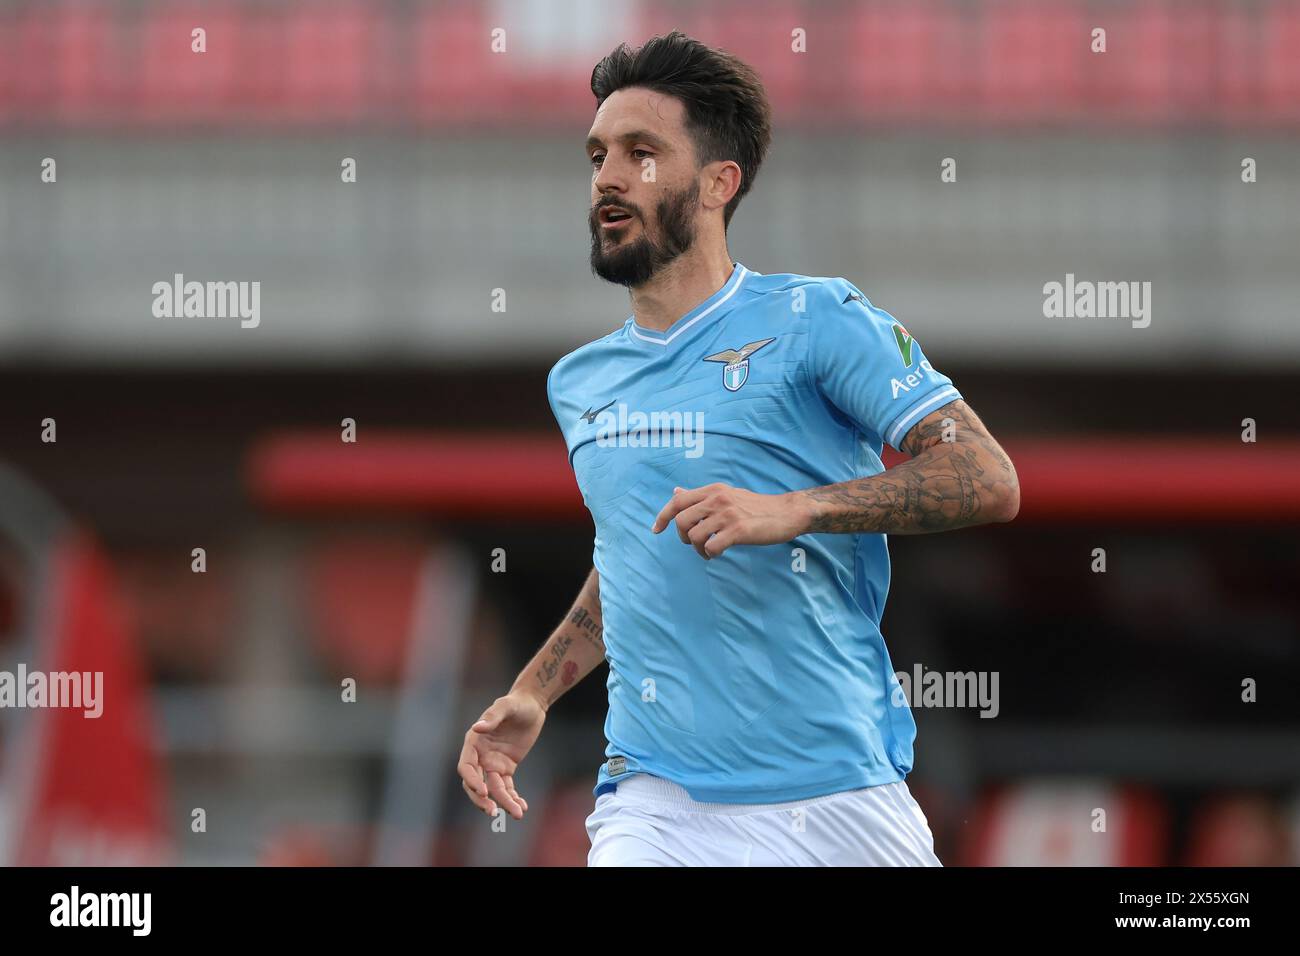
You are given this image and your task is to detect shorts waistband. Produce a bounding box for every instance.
[608,773,872,815]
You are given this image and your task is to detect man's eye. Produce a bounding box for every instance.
[632,149,652,160]
[590,154,605,167]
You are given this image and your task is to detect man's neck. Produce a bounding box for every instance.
[629,247,736,333]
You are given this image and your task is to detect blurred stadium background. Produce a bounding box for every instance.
[0,0,1298,866]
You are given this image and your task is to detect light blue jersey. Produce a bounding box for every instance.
[547,262,962,803]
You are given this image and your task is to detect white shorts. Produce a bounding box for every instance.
[585,773,942,867]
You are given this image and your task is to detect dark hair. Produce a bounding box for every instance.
[591,31,772,230]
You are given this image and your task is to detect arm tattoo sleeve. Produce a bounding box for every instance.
[804,399,1018,534]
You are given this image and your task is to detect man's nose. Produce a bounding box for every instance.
[594,159,627,195]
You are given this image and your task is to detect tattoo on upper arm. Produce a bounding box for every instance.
[900,399,975,457]
[806,399,1017,534]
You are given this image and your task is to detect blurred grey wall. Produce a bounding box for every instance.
[2,133,1297,368]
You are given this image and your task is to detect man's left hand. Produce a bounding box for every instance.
[651,483,812,559]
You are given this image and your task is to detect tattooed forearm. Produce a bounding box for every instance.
[569,604,604,651]
[511,569,606,707]
[801,399,1019,535]
[535,633,575,688]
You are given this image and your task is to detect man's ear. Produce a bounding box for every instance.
[701,160,742,212]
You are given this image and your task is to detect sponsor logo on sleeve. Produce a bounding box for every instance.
[892,324,915,367]
[890,358,936,399]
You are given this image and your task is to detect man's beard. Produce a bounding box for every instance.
[589,181,699,288]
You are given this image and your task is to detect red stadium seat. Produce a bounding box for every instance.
[1184,795,1289,867]
[1262,4,1300,120]
[966,780,1168,866]
[527,780,599,867]
[2,0,1298,129]
[301,535,426,685]
[1290,792,1300,866]
[12,1,119,125]
[415,3,492,124]
[283,2,377,124]
[136,1,241,124]
[849,2,950,122]
[977,2,1087,123]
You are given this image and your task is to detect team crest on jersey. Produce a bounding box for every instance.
[702,337,776,392]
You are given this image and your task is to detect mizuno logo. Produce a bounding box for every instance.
[580,399,617,424]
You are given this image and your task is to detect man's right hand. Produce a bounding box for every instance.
[458,691,547,820]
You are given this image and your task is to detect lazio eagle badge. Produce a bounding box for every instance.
[702,337,776,392]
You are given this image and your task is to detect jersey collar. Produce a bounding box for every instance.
[627,262,750,347]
